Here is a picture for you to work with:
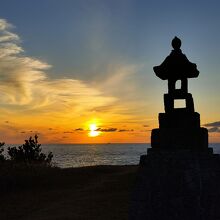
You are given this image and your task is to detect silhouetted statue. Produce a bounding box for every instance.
[154,37,199,94]
[151,37,209,150]
[130,37,219,220]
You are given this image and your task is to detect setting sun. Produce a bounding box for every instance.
[88,123,100,137]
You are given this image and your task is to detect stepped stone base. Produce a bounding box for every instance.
[151,127,208,149]
[151,111,208,150]
[130,149,220,220]
[159,111,200,129]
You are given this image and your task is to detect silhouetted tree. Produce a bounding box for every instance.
[8,135,53,165]
[0,142,5,161]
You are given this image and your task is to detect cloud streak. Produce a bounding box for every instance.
[0,18,147,144]
[96,127,117,132]
[204,121,220,133]
[204,121,220,127]
[0,19,116,113]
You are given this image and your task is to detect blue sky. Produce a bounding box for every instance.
[0,0,220,143]
[0,0,219,76]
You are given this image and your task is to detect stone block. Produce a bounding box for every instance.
[130,152,220,220]
[164,93,194,113]
[151,127,208,149]
[159,111,200,129]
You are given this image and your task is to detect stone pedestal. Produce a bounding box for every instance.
[151,108,208,150]
[130,37,217,219]
[130,150,220,220]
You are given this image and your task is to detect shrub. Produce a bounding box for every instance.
[0,142,5,161]
[8,135,53,165]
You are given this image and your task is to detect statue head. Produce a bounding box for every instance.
[171,36,181,50]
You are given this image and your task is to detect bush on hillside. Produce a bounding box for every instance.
[8,135,53,165]
[0,142,5,161]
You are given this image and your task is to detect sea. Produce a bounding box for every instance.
[5,143,220,168]
[33,143,220,168]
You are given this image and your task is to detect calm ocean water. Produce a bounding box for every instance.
[34,143,220,168]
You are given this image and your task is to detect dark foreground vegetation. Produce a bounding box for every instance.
[0,165,138,220]
[0,135,138,219]
[0,135,53,165]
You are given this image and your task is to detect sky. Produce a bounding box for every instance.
[0,0,220,143]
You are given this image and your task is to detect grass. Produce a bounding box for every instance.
[0,164,138,220]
